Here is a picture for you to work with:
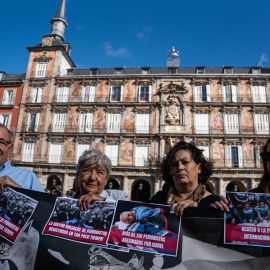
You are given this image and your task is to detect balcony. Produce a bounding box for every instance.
[31,71,49,79]
[26,95,45,104]
[0,97,15,106]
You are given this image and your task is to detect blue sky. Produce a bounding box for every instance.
[1,0,270,73]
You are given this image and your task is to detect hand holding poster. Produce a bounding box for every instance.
[225,191,270,247]
[0,187,38,243]
[43,197,115,245]
[107,200,181,256]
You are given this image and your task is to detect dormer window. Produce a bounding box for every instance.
[115,68,123,75]
[168,67,177,74]
[223,66,233,74]
[251,67,261,74]
[90,68,99,75]
[196,66,205,74]
[141,67,150,74]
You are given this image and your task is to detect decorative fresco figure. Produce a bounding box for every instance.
[165,96,180,125]
[93,138,104,152]
[125,80,135,102]
[63,140,75,162]
[243,141,254,166]
[212,110,223,134]
[241,108,253,133]
[97,81,108,102]
[68,108,78,132]
[123,108,135,132]
[72,81,81,102]
[121,140,133,165]
[212,141,224,166]
[96,109,106,131]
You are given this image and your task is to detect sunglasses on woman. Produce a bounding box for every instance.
[260,152,270,162]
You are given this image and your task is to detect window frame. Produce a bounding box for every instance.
[254,114,269,134]
[224,114,239,134]
[49,143,63,163]
[52,113,67,132]
[110,86,123,102]
[106,144,119,166]
[135,145,150,166]
[36,62,49,78]
[2,89,15,105]
[136,113,150,133]
[22,142,35,162]
[79,112,93,133]
[107,113,121,133]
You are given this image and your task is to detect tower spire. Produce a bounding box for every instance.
[49,0,68,42]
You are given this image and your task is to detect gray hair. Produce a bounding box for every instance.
[0,123,13,143]
[77,148,112,177]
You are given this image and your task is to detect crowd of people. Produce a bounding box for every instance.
[0,122,270,226]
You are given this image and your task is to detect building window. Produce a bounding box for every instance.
[194,114,209,134]
[110,86,123,102]
[223,67,233,74]
[252,68,260,74]
[82,86,96,102]
[49,143,63,163]
[194,85,210,102]
[90,69,98,75]
[168,67,177,74]
[22,142,35,162]
[31,87,43,103]
[223,85,237,102]
[135,146,149,166]
[136,114,150,133]
[2,89,14,105]
[26,113,40,132]
[251,86,267,103]
[56,87,70,102]
[36,62,48,78]
[0,114,10,127]
[141,68,150,74]
[106,145,119,166]
[77,144,90,162]
[107,114,121,133]
[79,113,93,133]
[229,146,242,168]
[52,113,66,132]
[196,67,205,74]
[198,145,210,159]
[254,114,269,134]
[139,86,151,102]
[115,68,123,75]
[224,114,239,134]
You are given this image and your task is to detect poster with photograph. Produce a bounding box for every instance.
[0,187,38,243]
[107,200,181,256]
[225,191,270,247]
[43,197,115,245]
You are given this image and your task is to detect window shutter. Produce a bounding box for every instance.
[34,113,40,132]
[206,85,211,102]
[23,143,35,162]
[195,114,209,134]
[135,146,149,166]
[89,86,96,102]
[222,86,226,102]
[49,144,63,163]
[137,114,150,133]
[198,146,210,159]
[107,114,121,133]
[231,85,237,102]
[194,86,201,102]
[2,90,9,105]
[106,145,119,165]
[238,146,243,168]
[77,144,90,162]
[260,86,267,103]
[228,146,232,167]
[85,113,93,132]
[148,86,152,102]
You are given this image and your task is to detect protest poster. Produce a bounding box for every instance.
[225,191,270,247]
[0,187,38,244]
[107,200,180,256]
[43,197,115,245]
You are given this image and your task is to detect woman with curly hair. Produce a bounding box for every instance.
[249,138,270,193]
[151,141,228,215]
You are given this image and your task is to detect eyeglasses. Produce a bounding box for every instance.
[260,152,270,162]
[0,139,11,148]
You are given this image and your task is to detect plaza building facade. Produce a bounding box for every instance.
[9,0,269,200]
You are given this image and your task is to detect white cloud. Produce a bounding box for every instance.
[258,53,268,66]
[136,25,153,41]
[104,42,131,58]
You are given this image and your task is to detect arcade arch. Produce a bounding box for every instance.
[131,179,151,202]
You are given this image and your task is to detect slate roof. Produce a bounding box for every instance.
[0,73,25,81]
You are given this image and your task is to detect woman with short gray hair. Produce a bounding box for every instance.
[74,149,127,211]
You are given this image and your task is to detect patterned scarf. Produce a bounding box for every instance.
[166,183,206,205]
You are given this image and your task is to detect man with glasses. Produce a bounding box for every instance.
[0,124,44,192]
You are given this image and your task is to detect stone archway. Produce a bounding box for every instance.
[226,180,246,192]
[131,179,151,202]
[105,178,120,190]
[205,181,214,193]
[47,175,62,195]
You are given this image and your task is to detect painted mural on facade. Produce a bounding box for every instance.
[211,80,222,102]
[63,139,75,163]
[239,80,250,102]
[93,137,104,153]
[212,139,225,167]
[97,81,108,102]
[67,107,78,132]
[212,108,223,134]
[124,80,136,102]
[71,81,81,102]
[243,140,254,167]
[241,107,253,133]
[95,109,106,131]
[120,140,133,165]
[123,108,135,132]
